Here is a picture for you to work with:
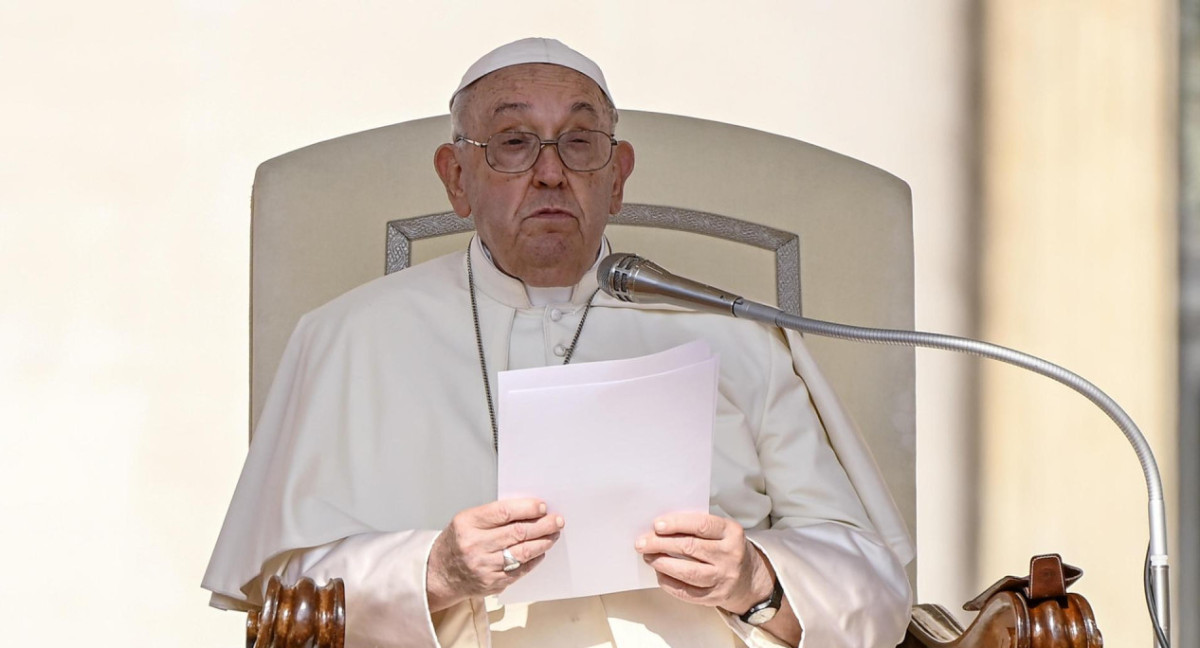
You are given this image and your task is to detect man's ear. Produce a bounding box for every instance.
[608,141,636,215]
[434,143,472,218]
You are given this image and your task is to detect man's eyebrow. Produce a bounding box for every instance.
[488,100,600,121]
[492,102,531,118]
[571,102,600,117]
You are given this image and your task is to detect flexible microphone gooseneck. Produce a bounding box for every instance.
[598,252,1171,647]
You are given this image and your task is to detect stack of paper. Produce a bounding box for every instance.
[497,340,719,604]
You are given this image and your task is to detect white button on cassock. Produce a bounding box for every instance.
[550,308,563,322]
[552,344,566,357]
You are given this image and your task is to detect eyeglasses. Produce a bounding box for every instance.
[455,129,618,173]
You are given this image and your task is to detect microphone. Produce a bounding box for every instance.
[596,252,789,323]
[597,252,1171,644]
[597,252,744,315]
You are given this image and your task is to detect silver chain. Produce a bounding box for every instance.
[467,247,600,452]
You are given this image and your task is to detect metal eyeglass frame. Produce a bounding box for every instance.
[454,129,618,173]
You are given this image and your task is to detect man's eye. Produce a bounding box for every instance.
[561,133,595,148]
[498,137,528,148]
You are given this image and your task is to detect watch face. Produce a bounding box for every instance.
[746,606,778,626]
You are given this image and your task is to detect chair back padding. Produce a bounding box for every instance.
[250,111,916,577]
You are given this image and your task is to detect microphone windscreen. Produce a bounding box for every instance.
[596,252,640,298]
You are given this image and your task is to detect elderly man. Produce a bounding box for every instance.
[204,39,913,647]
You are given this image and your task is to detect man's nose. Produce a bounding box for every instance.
[531,143,567,186]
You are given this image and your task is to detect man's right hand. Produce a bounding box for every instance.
[425,498,564,613]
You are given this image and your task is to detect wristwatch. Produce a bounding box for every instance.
[738,577,785,626]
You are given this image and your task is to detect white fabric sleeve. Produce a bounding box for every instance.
[716,525,912,648]
[712,327,912,648]
[278,530,484,648]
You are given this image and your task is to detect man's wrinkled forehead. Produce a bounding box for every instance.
[450,37,614,108]
[489,98,605,121]
[468,65,610,121]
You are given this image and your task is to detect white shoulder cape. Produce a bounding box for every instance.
[202,248,914,608]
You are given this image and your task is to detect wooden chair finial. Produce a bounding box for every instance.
[246,576,345,648]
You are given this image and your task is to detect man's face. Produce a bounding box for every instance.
[435,64,635,287]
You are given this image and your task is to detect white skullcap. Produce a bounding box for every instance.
[450,37,613,108]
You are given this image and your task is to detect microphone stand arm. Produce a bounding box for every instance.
[599,252,1170,645]
[731,299,1171,648]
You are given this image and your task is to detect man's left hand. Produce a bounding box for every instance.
[634,512,774,614]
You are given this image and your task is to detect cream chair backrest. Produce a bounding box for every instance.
[250,111,916,579]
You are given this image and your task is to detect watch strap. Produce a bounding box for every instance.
[738,576,784,625]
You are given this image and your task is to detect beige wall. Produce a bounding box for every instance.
[2,1,1175,646]
[980,1,1177,646]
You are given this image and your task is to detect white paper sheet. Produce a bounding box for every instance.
[496,340,718,604]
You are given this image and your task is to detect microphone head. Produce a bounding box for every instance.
[597,252,644,302]
[597,252,742,314]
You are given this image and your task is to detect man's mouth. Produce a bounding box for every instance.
[527,207,576,220]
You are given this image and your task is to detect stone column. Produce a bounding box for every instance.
[979,1,1177,646]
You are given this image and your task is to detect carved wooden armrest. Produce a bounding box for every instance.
[900,554,1102,647]
[243,555,1101,647]
[246,576,345,648]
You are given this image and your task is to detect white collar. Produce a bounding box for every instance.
[473,237,608,308]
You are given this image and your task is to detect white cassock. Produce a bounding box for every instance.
[203,237,915,648]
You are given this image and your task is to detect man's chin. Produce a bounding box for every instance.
[511,253,591,287]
